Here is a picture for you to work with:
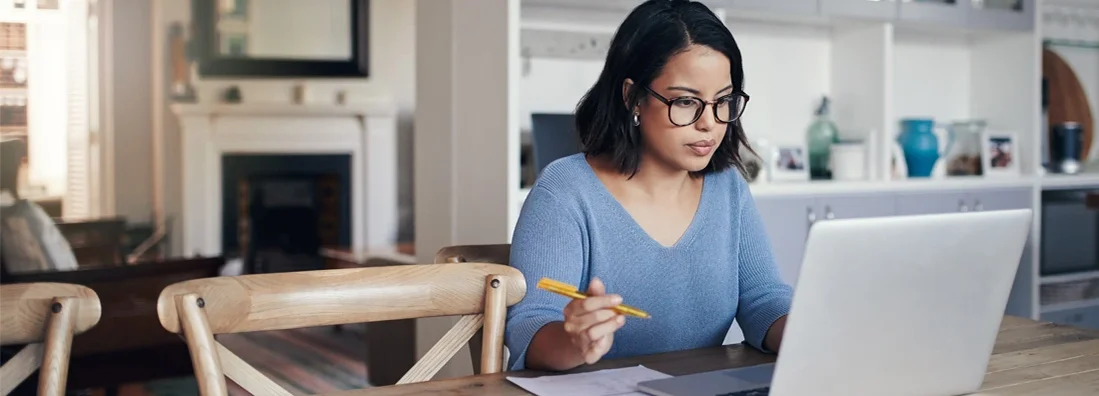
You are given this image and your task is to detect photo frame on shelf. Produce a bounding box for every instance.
[983,129,1020,177]
[769,145,810,182]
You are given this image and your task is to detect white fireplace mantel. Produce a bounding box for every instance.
[171,101,399,257]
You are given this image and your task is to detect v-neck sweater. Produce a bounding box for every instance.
[505,153,794,371]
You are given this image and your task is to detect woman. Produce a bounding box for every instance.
[506,0,793,371]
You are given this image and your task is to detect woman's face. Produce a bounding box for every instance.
[630,44,733,173]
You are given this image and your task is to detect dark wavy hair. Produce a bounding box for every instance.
[574,0,751,178]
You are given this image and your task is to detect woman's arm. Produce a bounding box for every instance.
[505,186,591,371]
[733,175,794,352]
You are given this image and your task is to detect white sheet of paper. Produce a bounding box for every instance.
[506,365,672,396]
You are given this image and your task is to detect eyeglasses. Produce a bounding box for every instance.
[644,87,749,127]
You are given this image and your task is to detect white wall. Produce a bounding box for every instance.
[520,20,832,148]
[153,0,417,254]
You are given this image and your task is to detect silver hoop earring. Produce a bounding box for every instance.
[632,112,640,126]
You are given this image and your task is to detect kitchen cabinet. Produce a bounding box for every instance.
[731,0,818,15]
[755,196,813,287]
[895,187,1035,319]
[811,193,898,222]
[820,0,899,21]
[972,187,1034,319]
[896,190,970,215]
[968,0,1035,31]
[755,194,897,287]
[899,0,969,27]
[896,187,1031,215]
[971,187,1031,212]
[1041,305,1099,331]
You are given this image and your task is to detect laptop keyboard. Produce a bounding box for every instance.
[716,387,770,396]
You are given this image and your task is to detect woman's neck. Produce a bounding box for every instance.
[590,155,696,202]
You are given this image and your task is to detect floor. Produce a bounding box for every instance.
[100,325,369,396]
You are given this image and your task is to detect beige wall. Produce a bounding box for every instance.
[150,0,417,254]
[109,0,155,224]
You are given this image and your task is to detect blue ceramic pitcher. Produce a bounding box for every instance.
[897,118,954,178]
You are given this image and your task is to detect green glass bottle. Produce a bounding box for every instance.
[806,96,839,180]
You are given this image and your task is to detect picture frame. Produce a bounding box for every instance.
[768,145,810,182]
[190,0,370,78]
[983,129,1020,177]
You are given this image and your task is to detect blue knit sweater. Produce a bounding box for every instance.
[505,153,794,371]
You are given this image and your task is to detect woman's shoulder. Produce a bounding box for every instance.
[706,165,752,201]
[529,153,599,199]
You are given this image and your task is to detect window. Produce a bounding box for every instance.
[1,0,97,218]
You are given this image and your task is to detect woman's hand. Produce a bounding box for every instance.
[561,277,626,364]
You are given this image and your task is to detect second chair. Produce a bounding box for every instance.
[156,262,525,395]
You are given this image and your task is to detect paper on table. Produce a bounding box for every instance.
[507,365,672,396]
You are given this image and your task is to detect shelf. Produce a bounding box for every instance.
[1040,173,1099,190]
[749,176,1036,197]
[1044,39,1099,50]
[1041,298,1099,314]
[1042,270,1099,285]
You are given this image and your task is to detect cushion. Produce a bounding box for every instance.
[0,199,79,274]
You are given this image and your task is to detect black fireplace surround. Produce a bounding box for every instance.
[222,154,351,273]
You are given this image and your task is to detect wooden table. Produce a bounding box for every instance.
[328,316,1099,395]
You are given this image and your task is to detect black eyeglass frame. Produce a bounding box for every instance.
[643,86,750,127]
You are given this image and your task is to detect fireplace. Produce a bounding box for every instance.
[171,102,399,257]
[222,154,351,273]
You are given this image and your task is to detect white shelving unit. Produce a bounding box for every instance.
[515,0,1099,324]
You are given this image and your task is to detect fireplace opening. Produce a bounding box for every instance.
[222,154,351,274]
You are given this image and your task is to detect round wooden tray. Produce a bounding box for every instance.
[1043,48,1094,162]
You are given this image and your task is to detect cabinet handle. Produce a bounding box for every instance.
[974,200,983,212]
[959,200,969,212]
[824,205,835,220]
[807,207,817,226]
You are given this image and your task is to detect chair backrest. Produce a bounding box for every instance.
[435,244,511,266]
[434,244,512,374]
[0,282,102,396]
[156,263,526,395]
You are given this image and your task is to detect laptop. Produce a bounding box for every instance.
[638,209,1033,396]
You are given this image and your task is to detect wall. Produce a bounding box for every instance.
[519,19,833,148]
[153,0,416,255]
[111,0,155,223]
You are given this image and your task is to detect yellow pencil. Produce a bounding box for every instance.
[537,277,651,319]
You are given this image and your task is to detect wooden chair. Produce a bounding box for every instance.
[1,256,225,392]
[156,263,526,395]
[0,283,102,396]
[434,244,511,374]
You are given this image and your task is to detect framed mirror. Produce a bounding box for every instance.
[191,0,369,77]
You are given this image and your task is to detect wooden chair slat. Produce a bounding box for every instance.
[216,342,293,396]
[38,297,78,396]
[0,343,43,395]
[177,294,228,395]
[398,314,485,385]
[480,275,508,374]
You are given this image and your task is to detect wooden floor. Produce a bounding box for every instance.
[101,325,369,396]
